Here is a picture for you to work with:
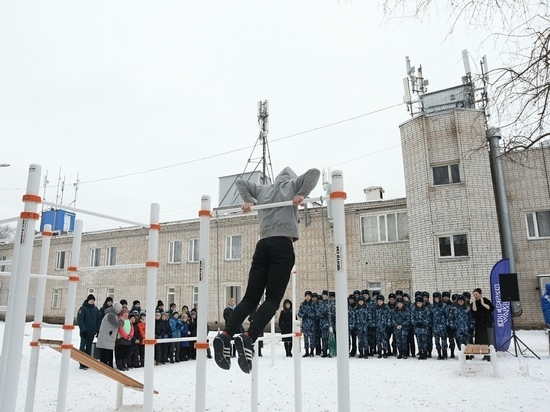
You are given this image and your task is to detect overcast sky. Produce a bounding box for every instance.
[0,1,503,231]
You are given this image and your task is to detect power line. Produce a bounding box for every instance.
[1,102,403,190]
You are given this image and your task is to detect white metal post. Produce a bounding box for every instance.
[0,164,41,412]
[195,196,211,412]
[251,340,259,412]
[291,267,302,412]
[144,203,160,412]
[56,219,83,412]
[331,170,350,412]
[25,224,53,412]
[270,317,275,365]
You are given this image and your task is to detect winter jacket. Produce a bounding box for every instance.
[96,307,124,350]
[431,302,448,334]
[298,300,316,332]
[137,321,146,346]
[541,283,550,325]
[116,319,134,346]
[472,297,495,328]
[391,306,410,331]
[77,299,100,338]
[455,303,475,335]
[169,316,182,339]
[374,303,391,330]
[235,167,320,241]
[279,303,294,335]
[354,303,370,334]
[411,305,430,335]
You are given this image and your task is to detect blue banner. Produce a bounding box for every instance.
[490,258,512,351]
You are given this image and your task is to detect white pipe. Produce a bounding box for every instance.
[143,203,160,412]
[56,219,83,412]
[25,224,53,412]
[251,340,259,412]
[0,216,19,225]
[292,267,302,412]
[270,316,275,366]
[195,195,211,412]
[41,200,149,228]
[116,383,123,409]
[0,164,41,412]
[0,272,69,280]
[215,196,324,215]
[331,170,350,412]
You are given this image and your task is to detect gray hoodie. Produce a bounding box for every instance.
[235,167,320,240]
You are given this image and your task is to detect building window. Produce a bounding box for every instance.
[526,211,550,239]
[368,282,381,294]
[55,251,66,270]
[167,287,175,306]
[361,212,409,244]
[169,240,182,263]
[192,286,199,307]
[433,164,461,185]
[225,285,242,304]
[90,248,101,267]
[106,287,115,300]
[51,288,61,309]
[438,234,469,257]
[188,238,200,262]
[225,235,242,260]
[105,246,117,266]
[0,256,6,272]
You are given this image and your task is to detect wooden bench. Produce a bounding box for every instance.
[457,344,498,377]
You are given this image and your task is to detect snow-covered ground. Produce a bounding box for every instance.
[2,322,549,411]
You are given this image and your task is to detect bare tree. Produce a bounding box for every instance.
[382,1,549,153]
[0,225,16,240]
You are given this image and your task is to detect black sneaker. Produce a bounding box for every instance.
[234,333,254,374]
[213,332,232,370]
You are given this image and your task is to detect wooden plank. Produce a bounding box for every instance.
[40,339,158,394]
[464,344,490,355]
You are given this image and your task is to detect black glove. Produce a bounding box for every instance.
[81,331,88,339]
[416,322,423,328]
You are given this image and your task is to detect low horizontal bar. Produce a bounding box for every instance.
[41,323,63,329]
[0,216,19,225]
[78,263,146,271]
[42,200,149,229]
[215,195,325,215]
[0,272,69,281]
[0,306,6,312]
[156,336,198,344]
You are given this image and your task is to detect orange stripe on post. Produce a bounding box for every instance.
[68,276,80,282]
[194,342,210,349]
[60,344,73,350]
[149,223,161,231]
[62,325,75,330]
[146,261,159,268]
[67,266,78,272]
[294,332,303,337]
[198,210,211,217]
[330,191,347,200]
[32,323,41,329]
[42,231,53,237]
[20,211,39,220]
[30,341,39,347]
[143,339,157,345]
[22,194,42,203]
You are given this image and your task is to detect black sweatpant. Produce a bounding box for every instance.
[225,236,295,342]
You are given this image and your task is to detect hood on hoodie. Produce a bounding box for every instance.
[274,167,297,184]
[545,283,550,294]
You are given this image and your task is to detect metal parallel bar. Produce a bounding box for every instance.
[214,196,325,215]
[42,200,149,228]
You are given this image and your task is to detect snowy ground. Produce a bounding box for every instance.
[2,322,549,412]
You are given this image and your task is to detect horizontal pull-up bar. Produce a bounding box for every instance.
[78,263,147,272]
[0,217,19,225]
[42,200,149,229]
[214,195,325,216]
[0,272,69,281]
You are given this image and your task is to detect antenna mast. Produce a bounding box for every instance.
[403,56,429,117]
[257,100,272,184]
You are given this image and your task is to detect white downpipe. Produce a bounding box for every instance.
[195,196,211,412]
[143,203,160,412]
[25,224,53,412]
[0,164,41,412]
[56,219,83,412]
[331,170,350,412]
[251,340,259,412]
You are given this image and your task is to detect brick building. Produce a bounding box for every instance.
[1,109,549,328]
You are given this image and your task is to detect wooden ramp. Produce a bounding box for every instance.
[39,339,158,394]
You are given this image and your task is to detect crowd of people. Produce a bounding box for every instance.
[75,286,496,372]
[77,295,210,371]
[293,288,495,361]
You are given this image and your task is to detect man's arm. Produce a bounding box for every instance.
[293,168,321,199]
